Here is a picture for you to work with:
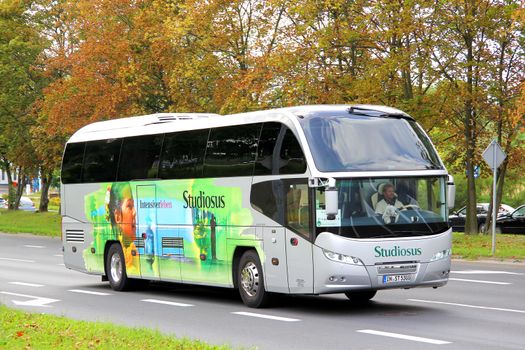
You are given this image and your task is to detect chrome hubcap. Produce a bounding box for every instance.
[110,252,122,283]
[240,261,259,297]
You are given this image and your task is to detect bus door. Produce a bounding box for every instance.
[285,183,314,293]
[136,184,161,280]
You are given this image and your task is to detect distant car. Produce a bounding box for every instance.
[18,196,36,211]
[494,205,525,234]
[2,196,37,211]
[448,203,515,232]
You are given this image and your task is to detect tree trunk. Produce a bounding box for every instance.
[14,168,28,210]
[6,164,16,210]
[39,171,53,212]
[464,31,478,235]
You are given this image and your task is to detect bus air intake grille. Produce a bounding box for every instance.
[162,237,184,249]
[66,230,84,243]
[135,238,145,249]
[376,264,418,274]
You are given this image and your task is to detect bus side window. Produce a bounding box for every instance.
[204,123,262,178]
[253,123,307,176]
[117,134,163,181]
[253,122,280,176]
[280,128,307,174]
[159,129,209,179]
[61,142,86,184]
[82,139,122,183]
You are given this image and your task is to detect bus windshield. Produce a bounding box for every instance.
[315,177,448,238]
[300,112,442,172]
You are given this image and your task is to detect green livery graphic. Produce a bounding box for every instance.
[83,179,256,286]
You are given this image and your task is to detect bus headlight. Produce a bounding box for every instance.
[322,249,363,265]
[431,248,452,262]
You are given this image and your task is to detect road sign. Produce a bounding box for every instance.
[482,140,506,170]
[481,140,506,256]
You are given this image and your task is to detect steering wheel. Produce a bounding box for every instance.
[402,204,420,211]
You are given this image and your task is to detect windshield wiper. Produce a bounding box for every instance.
[391,230,431,236]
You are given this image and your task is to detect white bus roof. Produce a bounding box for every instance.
[66,105,412,143]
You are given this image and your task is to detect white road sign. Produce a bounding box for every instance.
[482,140,506,170]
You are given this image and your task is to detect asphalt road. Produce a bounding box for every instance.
[1,232,524,349]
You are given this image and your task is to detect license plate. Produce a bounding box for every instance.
[383,274,412,284]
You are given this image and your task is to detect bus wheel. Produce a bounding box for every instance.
[345,290,377,303]
[238,250,270,308]
[106,243,132,291]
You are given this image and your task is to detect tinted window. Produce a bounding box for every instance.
[280,128,307,174]
[204,124,262,177]
[82,139,122,183]
[61,142,85,184]
[251,180,285,225]
[159,129,209,179]
[253,123,307,175]
[254,122,280,175]
[118,134,163,181]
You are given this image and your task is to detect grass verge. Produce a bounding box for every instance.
[452,232,525,260]
[0,209,61,236]
[0,305,230,350]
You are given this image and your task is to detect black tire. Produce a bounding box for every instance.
[345,290,377,303]
[237,250,271,308]
[106,243,133,291]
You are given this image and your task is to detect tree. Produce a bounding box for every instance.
[479,1,524,233]
[0,0,46,210]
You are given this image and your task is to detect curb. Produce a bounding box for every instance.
[452,257,525,266]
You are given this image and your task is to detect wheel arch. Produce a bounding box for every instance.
[103,240,120,278]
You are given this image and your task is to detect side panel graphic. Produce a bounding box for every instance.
[83,178,257,286]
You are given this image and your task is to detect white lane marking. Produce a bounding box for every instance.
[0,291,59,307]
[9,282,44,288]
[453,270,524,276]
[357,329,451,345]
[24,245,45,249]
[54,254,63,257]
[232,311,301,322]
[0,257,35,263]
[409,299,525,314]
[141,299,193,307]
[68,289,112,296]
[449,277,511,285]
[57,263,65,266]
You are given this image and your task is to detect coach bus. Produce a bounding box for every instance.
[61,105,455,308]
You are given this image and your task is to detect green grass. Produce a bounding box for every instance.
[0,305,230,350]
[452,232,525,260]
[0,209,61,236]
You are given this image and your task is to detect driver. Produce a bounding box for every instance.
[375,183,404,223]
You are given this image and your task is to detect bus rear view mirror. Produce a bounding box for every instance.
[325,178,338,220]
[447,175,455,209]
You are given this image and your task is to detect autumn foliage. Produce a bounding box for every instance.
[0,0,524,226]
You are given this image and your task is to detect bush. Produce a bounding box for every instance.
[49,196,61,207]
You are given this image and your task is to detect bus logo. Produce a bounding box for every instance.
[183,190,226,209]
[374,245,422,258]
